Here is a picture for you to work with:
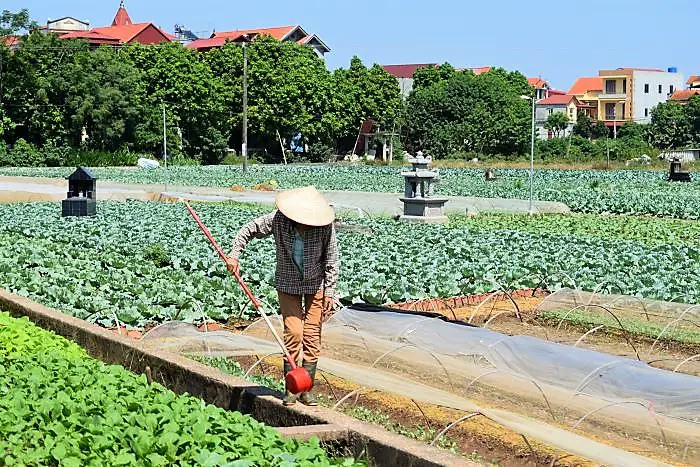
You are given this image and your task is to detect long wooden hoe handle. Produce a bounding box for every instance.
[184,202,298,369]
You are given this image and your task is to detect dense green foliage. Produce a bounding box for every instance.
[0,202,697,329]
[403,66,532,157]
[450,213,700,247]
[0,312,355,466]
[0,31,401,163]
[1,164,698,218]
[648,96,700,149]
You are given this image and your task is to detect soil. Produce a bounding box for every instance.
[235,356,588,467]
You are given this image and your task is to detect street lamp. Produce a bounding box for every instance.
[241,35,250,173]
[521,95,536,214]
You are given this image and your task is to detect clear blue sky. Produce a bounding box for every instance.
[7,0,697,91]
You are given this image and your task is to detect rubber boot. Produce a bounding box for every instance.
[283,361,297,406]
[298,361,318,406]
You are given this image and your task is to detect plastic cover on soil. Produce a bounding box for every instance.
[142,305,700,464]
[536,288,700,325]
[328,307,700,421]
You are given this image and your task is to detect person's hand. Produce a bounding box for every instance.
[322,295,340,323]
[225,257,239,276]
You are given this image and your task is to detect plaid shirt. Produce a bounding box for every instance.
[229,211,339,298]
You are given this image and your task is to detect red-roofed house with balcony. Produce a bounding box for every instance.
[535,94,581,139]
[567,76,602,120]
[59,2,174,47]
[188,25,330,58]
[687,76,700,90]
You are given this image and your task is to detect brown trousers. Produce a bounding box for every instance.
[278,290,324,364]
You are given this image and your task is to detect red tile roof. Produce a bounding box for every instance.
[538,95,575,105]
[568,77,603,95]
[687,75,700,85]
[382,64,436,79]
[60,30,121,44]
[113,1,133,26]
[61,23,173,45]
[670,89,700,101]
[528,77,548,88]
[214,26,299,41]
[549,89,566,95]
[93,23,150,42]
[187,37,232,50]
[1,35,20,47]
[296,34,331,52]
[470,66,492,75]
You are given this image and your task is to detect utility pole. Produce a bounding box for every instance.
[163,103,168,192]
[528,96,536,214]
[242,41,248,173]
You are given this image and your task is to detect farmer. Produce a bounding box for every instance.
[226,186,339,406]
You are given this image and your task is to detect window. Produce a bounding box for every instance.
[659,84,663,94]
[605,103,616,120]
[645,108,649,117]
[606,80,616,94]
[644,84,649,93]
[547,108,553,115]
[670,85,675,94]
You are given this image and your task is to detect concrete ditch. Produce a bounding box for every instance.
[0,289,473,467]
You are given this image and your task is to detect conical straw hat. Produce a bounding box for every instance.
[275,186,335,226]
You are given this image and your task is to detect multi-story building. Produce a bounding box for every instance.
[597,68,685,126]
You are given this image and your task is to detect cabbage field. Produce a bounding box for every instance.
[0,201,697,328]
[0,165,698,218]
[0,312,356,466]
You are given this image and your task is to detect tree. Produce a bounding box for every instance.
[573,111,593,139]
[648,101,690,149]
[403,67,530,158]
[412,63,454,91]
[591,121,609,139]
[544,112,569,138]
[684,95,700,146]
[124,42,229,162]
[60,47,145,150]
[0,9,36,36]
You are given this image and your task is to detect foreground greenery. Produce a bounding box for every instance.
[0,202,697,329]
[0,312,356,466]
[1,164,699,218]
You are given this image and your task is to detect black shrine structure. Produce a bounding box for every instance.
[62,167,97,217]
